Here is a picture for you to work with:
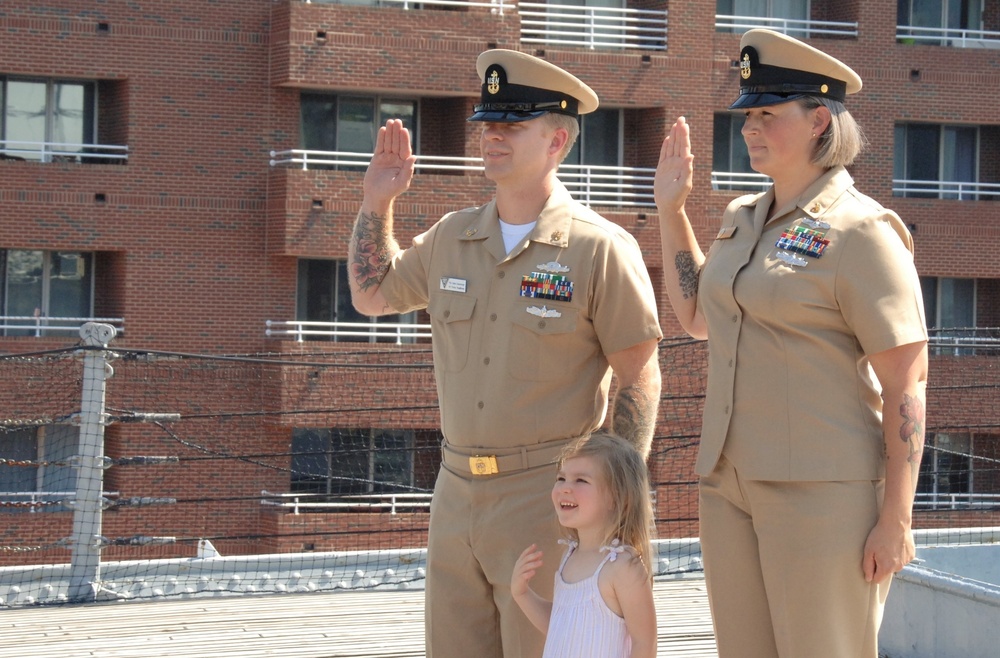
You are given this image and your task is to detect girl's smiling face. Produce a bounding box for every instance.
[551,455,614,532]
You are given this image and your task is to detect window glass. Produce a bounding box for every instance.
[917,433,971,496]
[2,250,94,336]
[5,80,47,159]
[48,252,93,318]
[0,427,38,492]
[337,97,376,155]
[943,126,977,198]
[300,93,338,152]
[40,424,77,493]
[5,250,44,318]
[565,108,621,167]
[295,259,412,342]
[919,276,938,328]
[290,428,416,496]
[939,278,975,328]
[52,82,91,150]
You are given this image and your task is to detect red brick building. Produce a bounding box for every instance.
[1,1,998,565]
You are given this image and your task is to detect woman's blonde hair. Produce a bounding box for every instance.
[800,96,868,168]
[557,431,655,579]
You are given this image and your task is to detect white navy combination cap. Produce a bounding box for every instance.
[469,49,599,123]
[731,29,862,110]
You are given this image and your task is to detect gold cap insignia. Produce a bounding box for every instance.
[487,69,501,95]
[740,53,752,80]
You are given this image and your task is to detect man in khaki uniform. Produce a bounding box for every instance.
[349,50,662,657]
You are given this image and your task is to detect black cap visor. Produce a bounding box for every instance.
[729,91,805,110]
[468,108,551,123]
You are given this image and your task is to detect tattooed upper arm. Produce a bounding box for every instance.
[674,251,700,299]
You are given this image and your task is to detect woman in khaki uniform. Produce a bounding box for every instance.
[653,30,928,657]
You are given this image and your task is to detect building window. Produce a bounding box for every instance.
[290,428,416,496]
[296,259,417,343]
[1,78,97,162]
[565,108,622,168]
[921,276,978,355]
[914,432,999,509]
[898,0,984,45]
[894,123,982,199]
[1,250,94,337]
[300,93,417,169]
[712,113,770,192]
[717,0,809,33]
[0,425,78,513]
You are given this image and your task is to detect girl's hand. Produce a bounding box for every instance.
[511,544,544,598]
[653,116,694,216]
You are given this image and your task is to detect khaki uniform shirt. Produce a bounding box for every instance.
[380,183,662,450]
[696,166,927,481]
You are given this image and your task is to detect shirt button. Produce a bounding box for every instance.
[444,310,451,318]
[477,401,484,409]
[728,359,733,367]
[538,321,546,329]
[483,357,490,365]
[731,315,738,323]
[490,313,497,321]
[724,405,730,414]
[498,271,506,279]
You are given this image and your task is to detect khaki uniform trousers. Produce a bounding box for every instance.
[699,454,892,658]
[425,460,560,658]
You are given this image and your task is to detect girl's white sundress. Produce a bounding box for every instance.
[542,539,631,658]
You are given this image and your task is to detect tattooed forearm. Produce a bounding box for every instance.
[612,384,656,459]
[898,392,926,485]
[675,251,700,299]
[351,210,393,291]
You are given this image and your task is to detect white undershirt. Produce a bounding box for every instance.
[499,219,536,254]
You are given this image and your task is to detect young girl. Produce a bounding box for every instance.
[511,432,657,658]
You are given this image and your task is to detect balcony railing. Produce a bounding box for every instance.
[304,0,511,13]
[913,492,1000,510]
[0,140,129,164]
[0,315,126,338]
[892,179,1000,201]
[712,171,771,193]
[518,2,667,51]
[261,490,432,514]
[897,25,1000,49]
[269,149,658,207]
[266,319,432,344]
[715,14,858,38]
[928,328,1000,356]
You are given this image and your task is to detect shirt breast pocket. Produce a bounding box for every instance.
[427,293,476,372]
[507,307,580,381]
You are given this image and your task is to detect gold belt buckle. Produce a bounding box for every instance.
[469,455,499,476]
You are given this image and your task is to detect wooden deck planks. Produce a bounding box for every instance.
[0,577,716,657]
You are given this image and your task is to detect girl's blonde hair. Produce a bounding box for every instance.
[557,431,655,579]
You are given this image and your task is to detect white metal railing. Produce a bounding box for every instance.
[265,319,432,343]
[260,490,432,514]
[269,149,658,207]
[518,2,667,51]
[711,171,771,193]
[928,328,1000,356]
[892,179,1000,201]
[715,14,858,38]
[897,25,1000,49]
[913,492,1000,510]
[0,315,125,338]
[0,140,129,164]
[303,0,510,14]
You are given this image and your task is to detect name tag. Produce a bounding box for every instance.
[440,277,467,293]
[716,226,738,240]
